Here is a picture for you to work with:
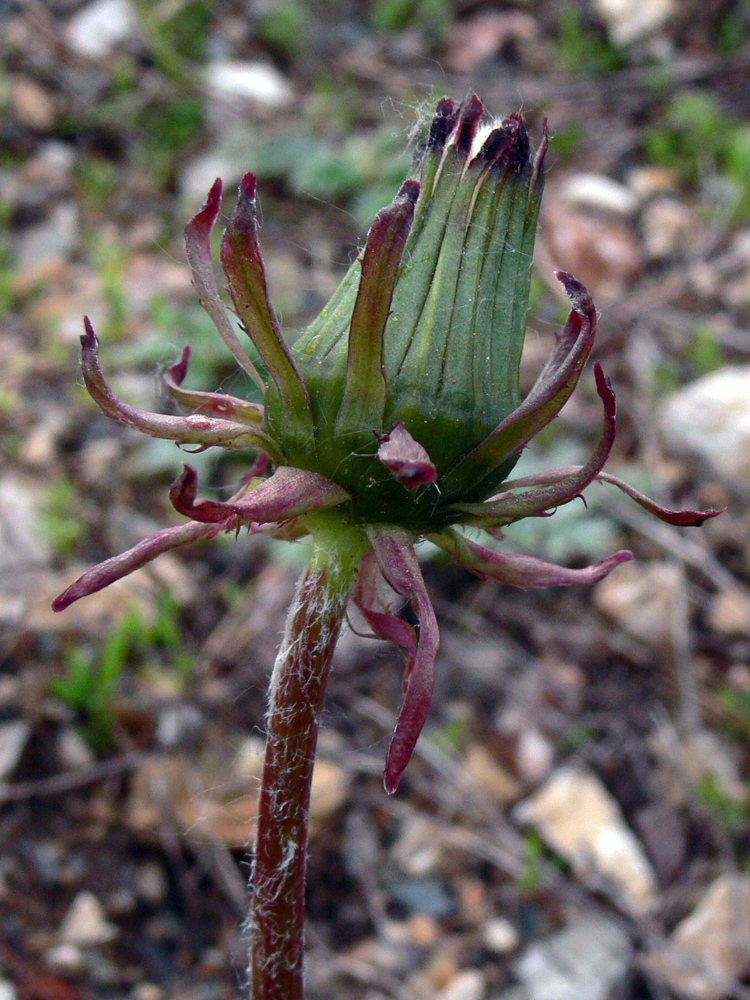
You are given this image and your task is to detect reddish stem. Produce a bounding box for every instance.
[249,528,363,999]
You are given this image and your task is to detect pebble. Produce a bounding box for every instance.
[44,943,84,973]
[515,728,555,785]
[464,745,520,805]
[593,0,674,44]
[310,758,349,821]
[135,861,168,906]
[641,197,695,259]
[130,985,164,1000]
[516,915,632,1000]
[66,0,138,59]
[9,77,56,131]
[155,703,205,749]
[59,891,118,945]
[391,816,443,877]
[514,767,658,914]
[206,61,293,108]
[57,727,96,771]
[594,560,682,648]
[644,875,750,1000]
[562,173,638,215]
[543,197,640,302]
[709,586,750,635]
[14,202,79,293]
[0,981,17,1000]
[437,970,486,1000]
[628,166,679,197]
[0,477,53,574]
[0,719,30,781]
[482,917,520,954]
[660,366,750,494]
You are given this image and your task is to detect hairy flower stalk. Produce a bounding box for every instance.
[251,520,365,999]
[53,96,720,997]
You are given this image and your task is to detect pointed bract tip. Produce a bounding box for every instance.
[503,113,530,172]
[165,345,191,386]
[593,362,616,419]
[239,172,257,200]
[556,271,594,317]
[81,315,97,349]
[533,119,549,183]
[206,177,222,207]
[427,97,459,153]
[453,94,485,155]
[384,770,401,795]
[397,178,421,205]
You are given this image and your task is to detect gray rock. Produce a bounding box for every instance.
[437,971,486,1000]
[514,767,657,915]
[644,875,750,1000]
[66,0,137,59]
[593,0,674,44]
[516,916,632,1000]
[15,202,78,289]
[0,719,30,781]
[0,477,53,574]
[0,981,17,1000]
[206,61,293,108]
[660,367,750,493]
[59,891,118,945]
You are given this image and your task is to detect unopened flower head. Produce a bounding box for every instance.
[54,96,720,793]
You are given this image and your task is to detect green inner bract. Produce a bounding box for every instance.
[262,100,543,530]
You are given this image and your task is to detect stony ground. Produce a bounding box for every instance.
[2,2,750,999]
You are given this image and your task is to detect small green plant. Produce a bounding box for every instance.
[250,125,412,225]
[518,830,546,893]
[555,6,627,75]
[693,773,749,835]
[53,596,191,749]
[370,0,451,35]
[717,684,750,741]
[133,0,212,82]
[645,90,750,221]
[53,606,143,750]
[688,324,724,375]
[0,200,16,319]
[256,0,310,59]
[39,479,87,559]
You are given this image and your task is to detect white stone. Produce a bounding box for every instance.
[16,203,78,283]
[594,0,674,44]
[562,173,638,215]
[515,728,554,785]
[57,727,95,771]
[0,477,53,574]
[44,944,84,973]
[594,561,682,647]
[437,970,486,1000]
[0,720,30,781]
[482,917,520,954]
[660,367,750,493]
[516,916,632,1000]
[206,61,293,108]
[66,0,137,59]
[0,980,17,1000]
[514,767,657,914]
[645,875,750,1000]
[59,891,118,945]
